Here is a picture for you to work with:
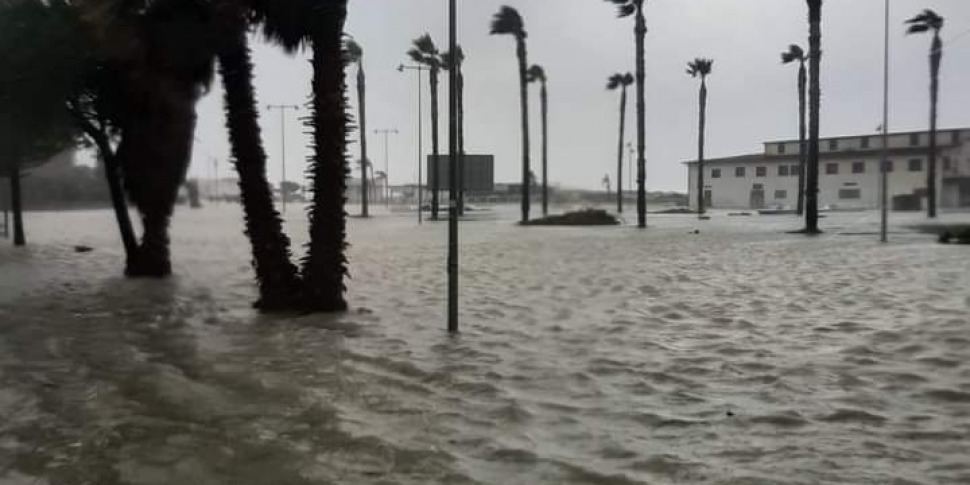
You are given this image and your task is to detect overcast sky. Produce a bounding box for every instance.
[187,0,970,192]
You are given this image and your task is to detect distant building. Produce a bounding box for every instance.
[685,128,970,210]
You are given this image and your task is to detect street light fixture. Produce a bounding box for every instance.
[399,63,431,224]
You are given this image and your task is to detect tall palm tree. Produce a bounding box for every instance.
[212,0,300,310]
[782,44,807,216]
[803,0,823,234]
[906,9,944,219]
[301,0,351,312]
[441,46,466,216]
[607,72,633,214]
[408,34,442,220]
[606,0,646,227]
[527,64,549,216]
[491,6,532,223]
[346,37,369,218]
[687,58,713,217]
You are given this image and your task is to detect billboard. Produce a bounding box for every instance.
[426,154,495,193]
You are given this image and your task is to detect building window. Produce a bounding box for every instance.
[735,167,746,177]
[882,160,894,173]
[908,158,923,172]
[953,131,960,144]
[828,139,839,151]
[844,182,858,187]
[852,161,865,174]
[711,168,721,178]
[839,189,861,200]
[756,166,767,177]
[753,183,764,190]
[826,163,839,175]
[778,144,786,154]
[778,165,789,176]
[775,190,788,199]
[909,133,920,146]
[860,137,870,149]
[791,165,800,176]
[943,157,952,171]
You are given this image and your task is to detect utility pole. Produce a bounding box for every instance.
[399,64,430,224]
[447,0,459,333]
[266,104,299,213]
[374,128,399,206]
[880,0,890,243]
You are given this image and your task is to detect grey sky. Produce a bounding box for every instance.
[187,0,970,192]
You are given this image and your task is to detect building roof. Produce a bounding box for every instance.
[682,153,781,166]
[763,127,968,145]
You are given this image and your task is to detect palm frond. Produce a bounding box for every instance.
[906,8,944,34]
[527,64,546,83]
[603,0,640,18]
[781,44,804,64]
[408,34,439,68]
[490,5,525,37]
[687,58,713,78]
[345,37,362,64]
[607,73,622,90]
[441,45,464,70]
[621,72,634,85]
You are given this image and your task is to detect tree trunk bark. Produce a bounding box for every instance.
[430,68,440,220]
[927,33,941,218]
[541,81,548,217]
[302,1,350,312]
[516,36,531,223]
[804,0,822,234]
[458,69,465,216]
[617,87,627,214]
[10,165,24,246]
[635,9,647,228]
[797,62,807,216]
[358,65,369,217]
[697,78,707,216]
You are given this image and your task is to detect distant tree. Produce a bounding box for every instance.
[605,0,647,227]
[687,58,713,217]
[346,37,370,217]
[527,64,550,216]
[607,72,633,214]
[906,9,944,219]
[408,34,443,220]
[803,0,823,234]
[441,46,466,215]
[782,44,808,216]
[491,5,532,223]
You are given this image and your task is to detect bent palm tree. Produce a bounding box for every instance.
[606,0,646,227]
[527,64,549,216]
[441,46,466,215]
[408,34,442,220]
[906,9,944,219]
[803,0,822,234]
[782,44,807,216]
[687,58,712,217]
[491,6,532,223]
[346,38,369,217]
[607,72,633,214]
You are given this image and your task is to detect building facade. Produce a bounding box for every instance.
[685,128,970,210]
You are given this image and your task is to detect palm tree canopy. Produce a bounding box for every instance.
[490,6,526,39]
[345,37,362,64]
[781,44,805,64]
[686,58,713,78]
[604,0,643,18]
[606,72,633,90]
[440,45,465,70]
[906,9,944,34]
[526,64,546,84]
[407,33,440,68]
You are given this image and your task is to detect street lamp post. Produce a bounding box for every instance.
[374,128,399,206]
[266,104,299,213]
[398,63,431,224]
[880,0,890,243]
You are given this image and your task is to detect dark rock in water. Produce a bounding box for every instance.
[692,229,700,234]
[522,209,620,226]
[73,245,93,253]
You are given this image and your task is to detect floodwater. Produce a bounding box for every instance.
[1,204,969,485]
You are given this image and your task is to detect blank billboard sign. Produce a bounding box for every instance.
[426,154,495,193]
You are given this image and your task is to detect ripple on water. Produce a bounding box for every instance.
[817,408,888,426]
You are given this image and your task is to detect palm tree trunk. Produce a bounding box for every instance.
[10,165,24,246]
[927,33,941,218]
[616,87,627,213]
[516,36,531,223]
[635,9,647,228]
[540,80,548,216]
[430,68,440,220]
[797,61,807,216]
[358,66,369,217]
[804,0,822,233]
[697,78,707,216]
[458,69,465,216]
[302,1,350,312]
[216,0,301,311]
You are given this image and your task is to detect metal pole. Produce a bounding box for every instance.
[628,143,634,192]
[418,68,424,224]
[447,0,459,333]
[267,104,299,213]
[880,0,890,243]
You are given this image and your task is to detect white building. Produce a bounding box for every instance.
[685,128,970,210]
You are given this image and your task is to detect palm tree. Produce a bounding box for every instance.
[687,58,713,217]
[408,34,443,220]
[527,65,549,216]
[906,9,944,219]
[782,44,807,216]
[441,46,466,216]
[346,37,369,218]
[212,0,300,310]
[803,0,823,234]
[607,72,633,214]
[491,6,532,223]
[301,0,351,312]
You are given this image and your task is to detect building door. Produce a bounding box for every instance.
[703,190,712,208]
[749,188,765,209]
